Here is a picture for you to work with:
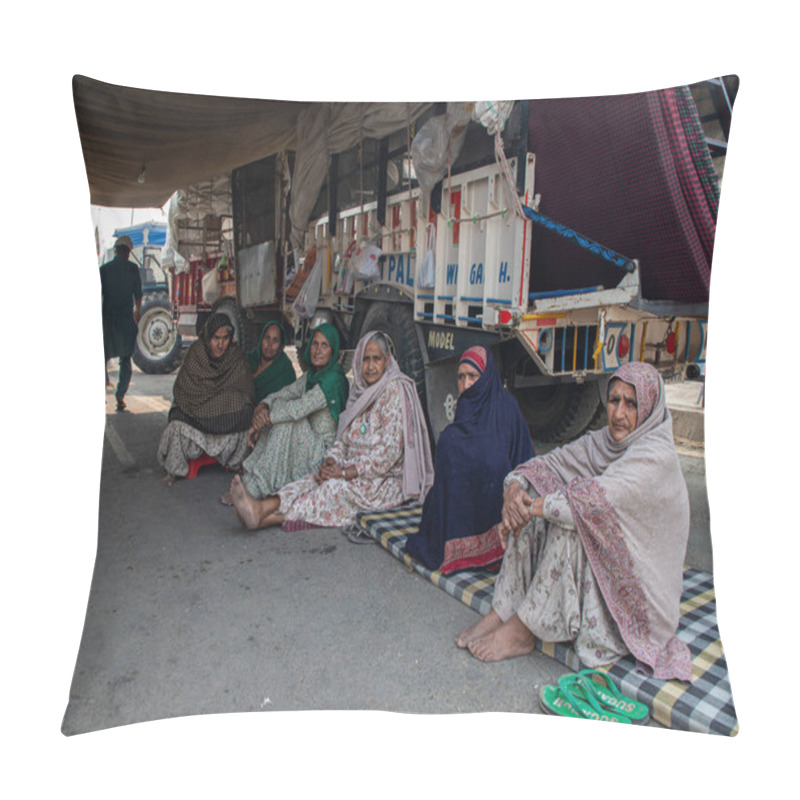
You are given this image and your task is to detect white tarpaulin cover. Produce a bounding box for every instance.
[288,102,430,247]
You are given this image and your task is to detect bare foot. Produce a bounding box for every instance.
[230,475,263,530]
[161,474,176,487]
[467,614,536,662]
[455,610,504,649]
[220,491,233,506]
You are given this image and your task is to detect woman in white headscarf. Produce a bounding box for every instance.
[456,362,693,682]
[229,330,433,532]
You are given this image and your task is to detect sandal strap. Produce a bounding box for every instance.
[576,670,649,721]
[557,676,631,724]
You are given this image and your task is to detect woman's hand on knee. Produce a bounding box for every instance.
[317,458,338,482]
[246,425,260,448]
[251,404,271,430]
[501,482,534,537]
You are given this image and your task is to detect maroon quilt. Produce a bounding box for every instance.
[527,87,717,303]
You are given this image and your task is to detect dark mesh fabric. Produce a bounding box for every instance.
[526,86,718,303]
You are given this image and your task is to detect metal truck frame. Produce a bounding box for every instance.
[166,86,726,444]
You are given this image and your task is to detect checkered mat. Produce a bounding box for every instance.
[356,506,738,736]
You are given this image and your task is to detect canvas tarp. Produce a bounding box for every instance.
[288,101,430,248]
[73,75,430,251]
[72,75,308,209]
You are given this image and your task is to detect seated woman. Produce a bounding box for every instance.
[157,313,255,487]
[456,362,693,682]
[229,330,434,532]
[405,346,534,574]
[222,323,348,504]
[247,320,296,403]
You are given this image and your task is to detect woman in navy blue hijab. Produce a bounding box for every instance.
[405,346,534,574]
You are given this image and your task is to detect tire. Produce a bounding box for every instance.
[515,381,604,444]
[358,301,426,409]
[210,297,252,350]
[133,297,183,374]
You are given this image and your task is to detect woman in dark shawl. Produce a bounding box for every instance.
[157,313,255,486]
[246,320,296,403]
[224,323,349,503]
[456,362,693,683]
[405,346,534,574]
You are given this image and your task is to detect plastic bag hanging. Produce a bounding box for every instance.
[418,224,436,288]
[350,240,383,281]
[293,257,323,319]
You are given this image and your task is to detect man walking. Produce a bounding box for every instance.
[101,235,142,411]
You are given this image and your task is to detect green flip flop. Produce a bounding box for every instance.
[576,669,650,724]
[538,684,584,719]
[556,675,632,724]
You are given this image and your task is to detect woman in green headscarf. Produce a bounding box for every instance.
[246,321,297,403]
[222,323,349,504]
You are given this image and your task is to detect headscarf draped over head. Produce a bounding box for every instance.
[405,346,534,573]
[337,331,434,503]
[246,320,297,402]
[607,360,661,436]
[169,313,255,434]
[513,361,692,681]
[301,323,349,424]
[459,345,488,376]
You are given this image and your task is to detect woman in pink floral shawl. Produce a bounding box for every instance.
[456,362,693,682]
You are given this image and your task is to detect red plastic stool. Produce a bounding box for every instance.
[185,453,219,479]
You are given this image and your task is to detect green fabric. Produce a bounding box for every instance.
[301,323,349,424]
[246,321,296,402]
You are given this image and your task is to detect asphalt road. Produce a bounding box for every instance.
[61,361,711,735]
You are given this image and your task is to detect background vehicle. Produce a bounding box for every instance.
[163,80,735,443]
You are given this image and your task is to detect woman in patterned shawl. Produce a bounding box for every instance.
[456,362,693,682]
[229,330,434,532]
[157,313,255,486]
[221,323,348,504]
[405,346,534,574]
[246,320,297,403]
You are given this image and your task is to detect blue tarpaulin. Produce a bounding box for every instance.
[112,222,167,248]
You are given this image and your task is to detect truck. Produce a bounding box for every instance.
[162,79,734,444]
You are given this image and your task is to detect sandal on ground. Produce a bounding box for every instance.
[555,675,631,724]
[576,669,650,723]
[538,684,584,719]
[344,527,375,545]
[116,399,127,412]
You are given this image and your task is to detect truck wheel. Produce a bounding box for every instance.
[358,301,426,408]
[210,297,251,350]
[133,297,183,374]
[516,382,604,444]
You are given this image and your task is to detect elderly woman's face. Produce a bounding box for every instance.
[209,325,232,358]
[457,364,481,395]
[209,327,232,359]
[607,379,638,441]
[362,340,389,386]
[261,325,283,363]
[310,330,333,368]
